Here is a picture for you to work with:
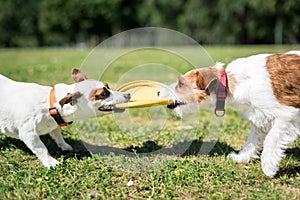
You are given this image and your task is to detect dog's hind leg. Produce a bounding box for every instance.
[19,127,59,167]
[261,120,298,177]
[228,123,266,163]
[50,127,73,151]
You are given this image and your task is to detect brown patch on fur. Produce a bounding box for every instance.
[266,53,300,108]
[89,87,110,101]
[183,67,220,90]
[174,67,219,103]
[59,92,82,107]
[175,72,208,103]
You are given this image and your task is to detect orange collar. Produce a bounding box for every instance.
[49,87,56,107]
[49,87,72,127]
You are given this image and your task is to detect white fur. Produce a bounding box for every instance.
[161,51,300,177]
[214,62,224,70]
[0,74,130,167]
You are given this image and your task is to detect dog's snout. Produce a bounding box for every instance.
[124,93,131,100]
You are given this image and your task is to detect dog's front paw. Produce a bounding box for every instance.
[261,163,277,177]
[261,154,278,177]
[41,156,60,168]
[60,142,73,151]
[227,151,251,164]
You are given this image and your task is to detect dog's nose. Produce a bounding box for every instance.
[157,91,160,96]
[124,93,131,100]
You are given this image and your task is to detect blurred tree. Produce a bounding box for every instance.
[0,0,299,47]
[38,0,140,46]
[0,0,43,47]
[178,0,218,44]
[39,0,122,45]
[178,0,300,44]
[137,0,185,28]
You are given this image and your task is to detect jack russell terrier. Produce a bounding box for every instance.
[0,69,130,167]
[159,51,300,177]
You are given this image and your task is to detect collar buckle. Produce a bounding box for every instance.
[49,107,72,127]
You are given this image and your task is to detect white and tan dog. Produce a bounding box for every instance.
[160,51,300,177]
[0,69,130,167]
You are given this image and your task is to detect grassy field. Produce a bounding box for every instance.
[0,45,299,199]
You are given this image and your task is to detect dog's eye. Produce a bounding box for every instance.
[178,81,184,88]
[92,88,111,100]
[100,91,109,97]
[89,88,111,101]
[96,90,110,99]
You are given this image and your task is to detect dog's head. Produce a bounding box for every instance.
[58,69,131,118]
[159,63,225,117]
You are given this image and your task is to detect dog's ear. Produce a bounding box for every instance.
[196,69,219,92]
[205,79,218,93]
[72,68,87,83]
[59,92,82,107]
[194,71,205,90]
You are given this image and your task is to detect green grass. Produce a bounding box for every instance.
[0,45,300,199]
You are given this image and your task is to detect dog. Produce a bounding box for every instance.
[0,69,130,167]
[159,51,300,177]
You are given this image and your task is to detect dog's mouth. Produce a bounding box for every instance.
[167,100,186,109]
[98,105,125,113]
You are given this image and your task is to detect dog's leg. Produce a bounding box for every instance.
[261,120,298,177]
[228,123,265,163]
[19,128,59,167]
[50,128,73,151]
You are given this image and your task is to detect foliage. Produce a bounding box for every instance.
[0,0,299,47]
[0,0,42,47]
[0,45,299,199]
[39,0,123,45]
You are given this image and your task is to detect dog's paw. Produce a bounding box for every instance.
[261,159,278,177]
[261,154,278,177]
[59,142,73,152]
[227,151,251,164]
[261,164,277,177]
[41,156,60,168]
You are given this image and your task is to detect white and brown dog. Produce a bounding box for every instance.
[0,69,130,167]
[159,51,300,177]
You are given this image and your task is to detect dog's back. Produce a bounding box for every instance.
[0,75,50,137]
[226,51,300,111]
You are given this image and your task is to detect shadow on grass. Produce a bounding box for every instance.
[1,135,299,177]
[276,147,300,178]
[0,136,234,159]
[122,139,235,157]
[2,135,299,160]
[0,135,91,160]
[84,139,234,157]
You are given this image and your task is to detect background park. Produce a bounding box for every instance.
[0,0,299,199]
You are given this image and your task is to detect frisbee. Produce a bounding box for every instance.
[115,80,173,109]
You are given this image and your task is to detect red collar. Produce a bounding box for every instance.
[49,87,72,127]
[214,70,227,117]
